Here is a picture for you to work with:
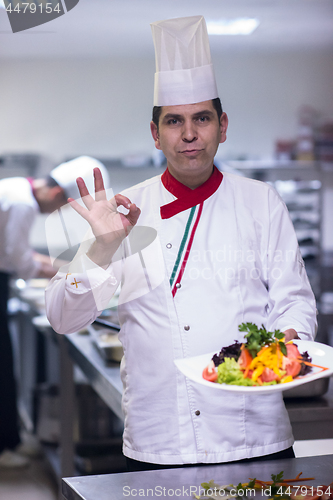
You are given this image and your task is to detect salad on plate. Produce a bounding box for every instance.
[202,323,328,387]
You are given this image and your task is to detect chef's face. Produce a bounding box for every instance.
[150,100,228,188]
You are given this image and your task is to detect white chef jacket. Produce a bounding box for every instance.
[46,171,317,464]
[0,177,40,279]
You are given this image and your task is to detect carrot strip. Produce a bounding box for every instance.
[280,477,315,482]
[297,358,328,371]
[274,482,315,487]
[301,361,328,371]
[281,477,315,486]
[278,472,315,482]
[286,477,316,488]
[248,472,314,486]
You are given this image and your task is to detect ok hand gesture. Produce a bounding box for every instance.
[68,167,141,267]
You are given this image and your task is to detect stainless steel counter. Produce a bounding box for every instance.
[62,454,333,500]
[65,331,123,420]
[286,384,333,440]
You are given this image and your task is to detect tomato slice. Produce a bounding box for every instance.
[285,358,301,378]
[282,342,302,378]
[202,364,218,382]
[286,343,301,359]
[238,347,253,370]
[260,367,279,383]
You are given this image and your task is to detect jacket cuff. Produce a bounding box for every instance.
[65,254,118,294]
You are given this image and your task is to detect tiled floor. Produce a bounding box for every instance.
[0,455,58,500]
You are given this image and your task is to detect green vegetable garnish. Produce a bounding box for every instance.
[217,358,257,386]
[201,480,218,491]
[270,471,285,496]
[247,478,257,489]
[235,483,243,494]
[239,323,287,357]
[217,358,277,386]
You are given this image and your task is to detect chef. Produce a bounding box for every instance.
[0,156,108,468]
[45,16,317,471]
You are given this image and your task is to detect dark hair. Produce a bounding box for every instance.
[212,97,223,122]
[152,106,163,129]
[152,97,223,129]
[45,175,61,188]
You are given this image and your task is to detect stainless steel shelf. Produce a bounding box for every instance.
[62,455,333,500]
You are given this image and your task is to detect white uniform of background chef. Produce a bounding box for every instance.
[45,17,317,469]
[0,156,108,469]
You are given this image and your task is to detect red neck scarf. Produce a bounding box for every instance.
[160,166,223,219]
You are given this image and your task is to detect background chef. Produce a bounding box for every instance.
[0,156,108,469]
[45,16,317,471]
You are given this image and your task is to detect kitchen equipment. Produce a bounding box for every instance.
[88,321,123,363]
[274,179,321,296]
[74,437,126,474]
[0,153,40,179]
[63,455,333,500]
[35,383,124,445]
[283,376,330,398]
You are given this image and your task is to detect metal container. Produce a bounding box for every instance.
[88,323,123,362]
[35,383,124,445]
[283,376,330,399]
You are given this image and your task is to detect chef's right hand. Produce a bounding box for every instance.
[68,167,141,267]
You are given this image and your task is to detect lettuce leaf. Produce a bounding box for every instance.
[217,358,277,386]
[217,358,257,386]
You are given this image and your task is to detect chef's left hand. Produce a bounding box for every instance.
[283,328,300,342]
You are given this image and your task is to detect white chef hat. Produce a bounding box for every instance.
[50,156,110,201]
[151,15,219,106]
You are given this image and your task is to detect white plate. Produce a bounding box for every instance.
[174,340,333,394]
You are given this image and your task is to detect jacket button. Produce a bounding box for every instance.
[175,283,181,289]
[195,410,200,416]
[184,325,190,331]
[166,243,172,249]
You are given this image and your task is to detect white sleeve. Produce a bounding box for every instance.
[45,253,121,334]
[265,188,317,340]
[6,203,40,279]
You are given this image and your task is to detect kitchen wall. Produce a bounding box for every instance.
[1,50,333,165]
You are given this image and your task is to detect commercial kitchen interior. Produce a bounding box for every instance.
[0,1,333,498]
